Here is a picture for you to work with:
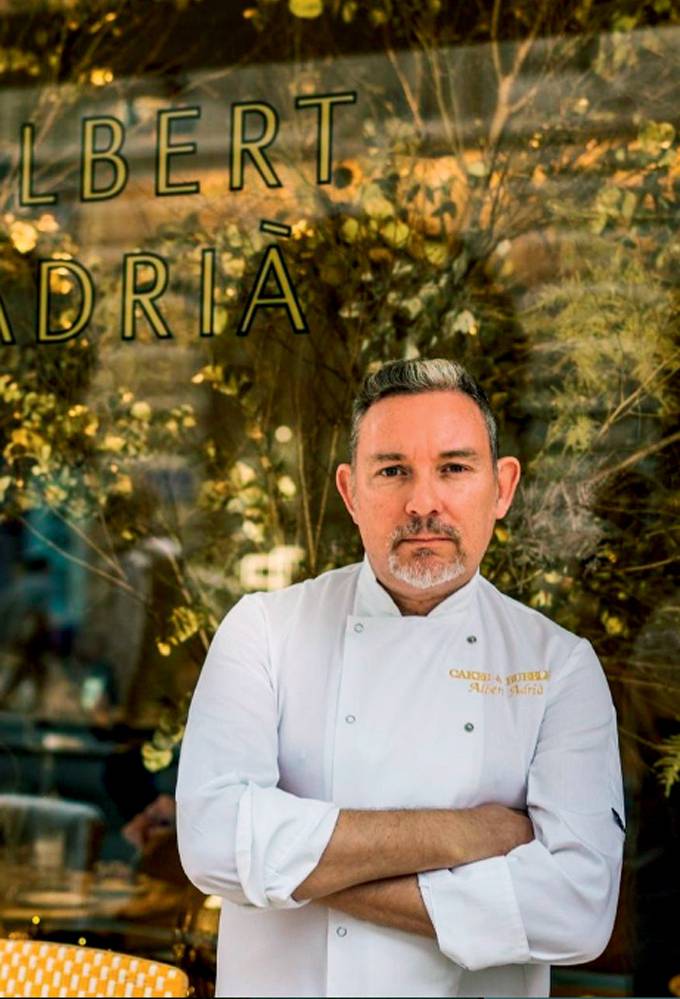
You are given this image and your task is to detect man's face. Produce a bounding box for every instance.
[336,390,520,608]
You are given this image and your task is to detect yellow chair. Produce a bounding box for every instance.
[0,938,189,997]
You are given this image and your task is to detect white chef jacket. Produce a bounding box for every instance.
[176,557,625,998]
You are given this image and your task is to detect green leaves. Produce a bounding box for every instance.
[141,693,191,773]
[638,120,676,158]
[655,734,680,798]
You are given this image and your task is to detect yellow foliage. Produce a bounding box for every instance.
[423,241,447,267]
[141,744,172,772]
[131,401,151,420]
[10,428,43,450]
[45,483,67,505]
[277,475,296,498]
[602,613,625,637]
[102,434,126,452]
[380,220,410,247]
[89,67,114,86]
[362,183,394,220]
[9,221,37,254]
[289,0,323,16]
[341,218,361,243]
[111,474,133,495]
[168,605,201,644]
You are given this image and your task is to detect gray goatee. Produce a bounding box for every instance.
[387,517,466,590]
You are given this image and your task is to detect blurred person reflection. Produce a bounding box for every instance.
[0,556,54,712]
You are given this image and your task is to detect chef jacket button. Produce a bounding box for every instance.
[464,722,474,732]
[466,635,477,644]
[336,926,347,937]
[354,623,364,633]
[345,714,356,724]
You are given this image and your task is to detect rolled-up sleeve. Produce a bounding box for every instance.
[176,594,340,908]
[418,639,625,971]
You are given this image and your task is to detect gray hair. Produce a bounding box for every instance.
[350,358,498,464]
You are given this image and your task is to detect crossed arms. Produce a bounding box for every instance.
[293,805,534,936]
[176,594,624,969]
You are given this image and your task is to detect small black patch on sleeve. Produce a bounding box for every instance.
[612,807,626,833]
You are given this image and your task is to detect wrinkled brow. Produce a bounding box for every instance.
[369,452,405,463]
[369,449,481,463]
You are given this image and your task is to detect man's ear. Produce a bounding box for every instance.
[336,463,358,524]
[495,456,521,518]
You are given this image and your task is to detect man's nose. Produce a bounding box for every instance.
[404,474,443,518]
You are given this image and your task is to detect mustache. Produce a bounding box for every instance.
[390,517,462,549]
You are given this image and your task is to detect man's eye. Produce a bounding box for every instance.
[378,466,406,477]
[442,463,467,473]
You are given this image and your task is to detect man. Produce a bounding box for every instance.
[177,358,625,998]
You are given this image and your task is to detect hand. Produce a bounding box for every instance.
[460,803,534,863]
[317,875,435,938]
[122,794,176,850]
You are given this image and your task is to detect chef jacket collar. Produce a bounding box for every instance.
[354,553,480,619]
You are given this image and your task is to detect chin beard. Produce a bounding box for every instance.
[387,550,467,590]
[387,517,467,591]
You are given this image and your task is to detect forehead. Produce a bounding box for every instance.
[356,390,490,457]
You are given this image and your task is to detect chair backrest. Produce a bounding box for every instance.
[0,794,104,870]
[0,939,189,997]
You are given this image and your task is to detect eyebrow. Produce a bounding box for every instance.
[369,449,481,463]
